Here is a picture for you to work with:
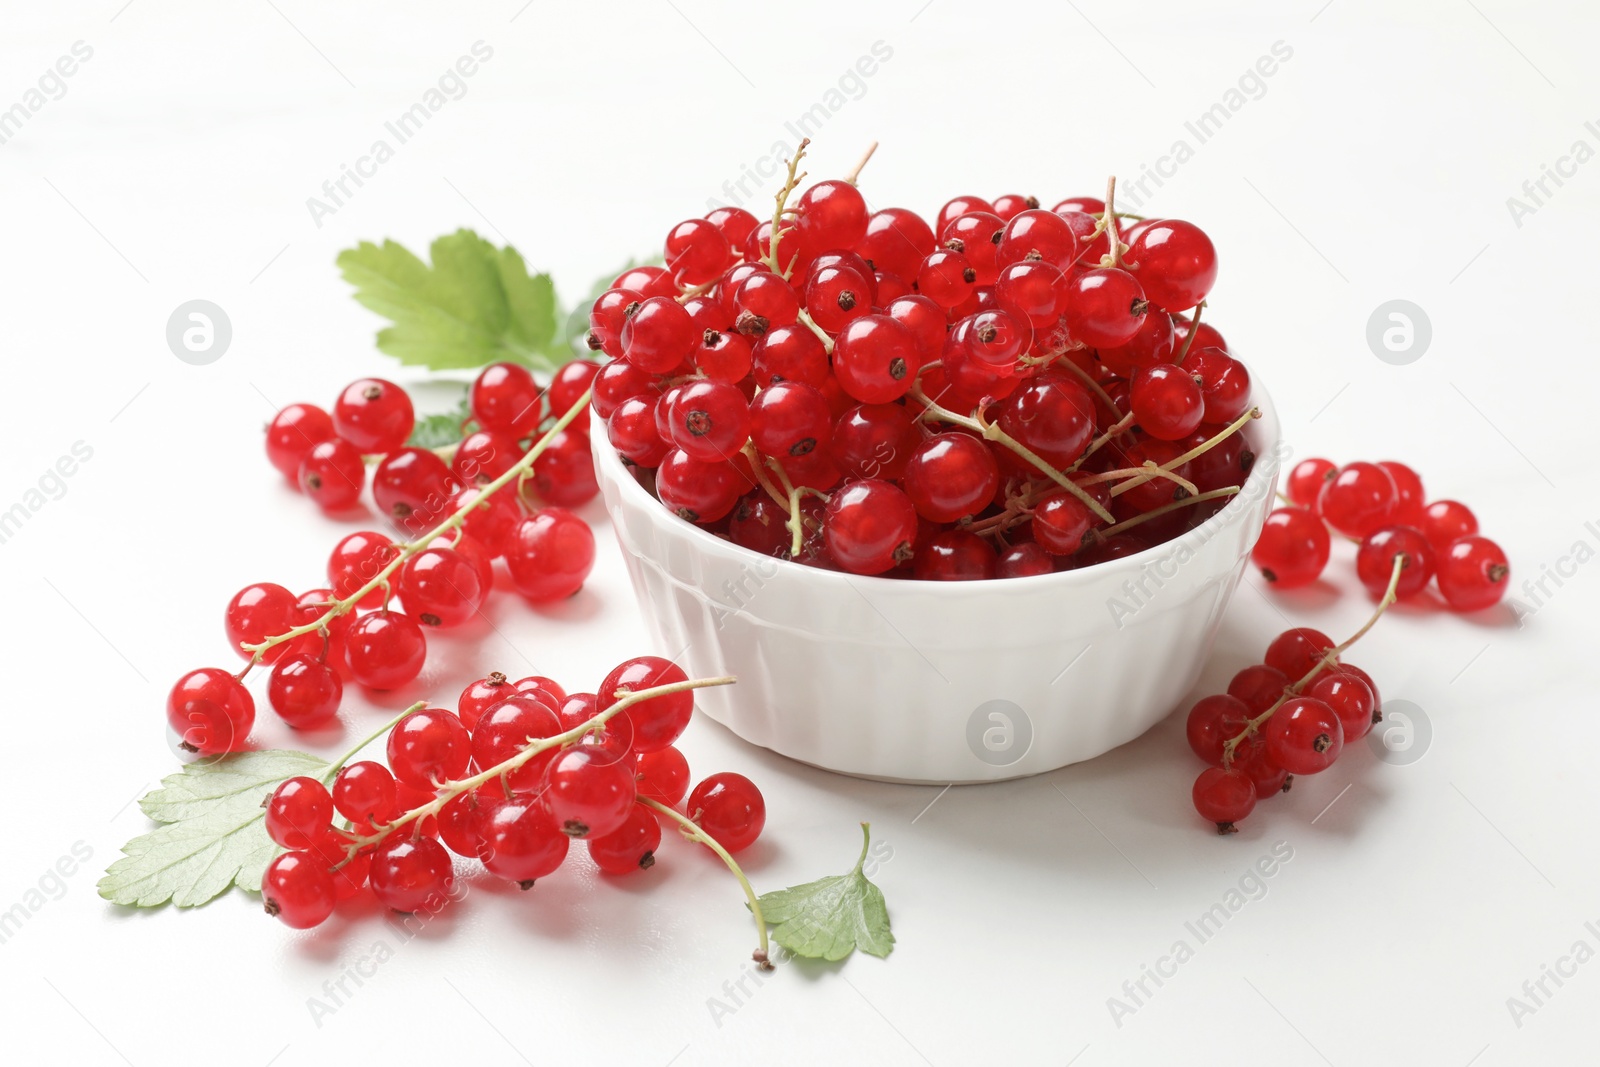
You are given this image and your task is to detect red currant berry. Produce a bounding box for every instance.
[549,358,600,432]
[734,270,800,332]
[224,583,296,663]
[751,323,830,387]
[1235,744,1291,798]
[1127,220,1217,313]
[529,428,599,507]
[470,362,543,437]
[832,315,919,404]
[823,479,919,575]
[333,378,414,454]
[266,404,336,480]
[1227,664,1290,716]
[328,531,398,609]
[437,788,505,858]
[452,429,522,487]
[480,799,570,886]
[832,403,919,482]
[655,450,748,524]
[1377,461,1425,525]
[1099,310,1175,379]
[997,542,1054,578]
[1285,457,1336,512]
[1356,524,1436,599]
[332,761,399,831]
[706,206,760,250]
[1192,767,1256,833]
[686,772,765,853]
[373,447,459,537]
[696,328,754,383]
[515,675,567,707]
[345,611,427,690]
[990,193,1038,222]
[1185,694,1251,766]
[902,433,1000,523]
[914,249,978,308]
[472,694,563,792]
[1063,268,1148,348]
[797,179,869,250]
[1318,461,1397,539]
[623,296,697,373]
[1130,364,1205,441]
[669,380,751,462]
[935,195,993,234]
[804,264,873,335]
[1251,507,1331,588]
[589,287,643,357]
[994,208,1080,270]
[505,508,596,601]
[991,376,1096,468]
[1264,697,1344,775]
[298,438,365,512]
[267,653,343,728]
[885,295,948,364]
[750,381,832,460]
[265,776,334,850]
[1264,627,1337,682]
[262,851,337,928]
[728,495,791,558]
[857,208,936,280]
[399,545,484,628]
[608,394,671,466]
[665,217,733,286]
[598,657,691,753]
[1436,535,1510,612]
[913,530,997,580]
[586,802,662,875]
[386,708,469,790]
[1305,672,1376,743]
[993,259,1065,329]
[450,486,520,558]
[544,747,638,838]
[1032,491,1096,556]
[1419,499,1478,554]
[613,265,676,300]
[592,357,660,419]
[369,835,455,914]
[457,671,510,730]
[1182,347,1252,426]
[636,746,691,806]
[167,668,254,754]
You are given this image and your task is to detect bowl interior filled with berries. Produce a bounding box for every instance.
[587,142,1282,783]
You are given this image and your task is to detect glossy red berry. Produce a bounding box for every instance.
[529,428,599,507]
[333,378,414,454]
[591,357,659,419]
[470,362,542,437]
[544,747,638,839]
[1264,627,1337,682]
[1185,694,1252,766]
[1130,364,1205,441]
[1099,310,1175,379]
[1251,507,1331,588]
[598,657,692,753]
[1377,461,1425,525]
[399,546,484,628]
[997,542,1054,578]
[1285,458,1336,512]
[832,314,919,404]
[823,479,919,575]
[696,328,754,383]
[686,773,765,853]
[1436,535,1510,612]
[1264,697,1344,775]
[913,530,997,580]
[452,429,522,487]
[665,217,732,286]
[327,531,398,609]
[797,179,869,249]
[457,671,511,730]
[386,708,469,790]
[1227,664,1290,716]
[1127,220,1217,313]
[369,835,455,913]
[623,296,697,373]
[265,777,334,849]
[832,403,919,482]
[504,508,596,601]
[993,260,1064,329]
[902,434,1000,523]
[706,206,760,249]
[372,447,458,537]
[1419,500,1478,553]
[298,438,365,511]
[589,287,643,357]
[345,611,427,690]
[654,450,748,524]
[750,381,831,460]
[1031,492,1096,556]
[1318,462,1397,539]
[167,668,254,754]
[586,803,663,875]
[266,404,336,479]
[480,799,570,885]
[996,208,1079,271]
[1356,524,1436,598]
[1063,268,1148,348]
[1192,767,1256,833]
[751,323,830,388]
[1182,347,1252,426]
[935,196,993,234]
[669,380,751,461]
[224,583,296,663]
[608,395,671,466]
[636,746,691,806]
[1305,671,1376,743]
[267,654,343,728]
[857,208,936,281]
[262,851,337,928]
[549,359,600,432]
[472,695,564,792]
[332,761,399,831]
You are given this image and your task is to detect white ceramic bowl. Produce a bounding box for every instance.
[593,390,1282,784]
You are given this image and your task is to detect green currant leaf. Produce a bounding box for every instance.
[406,389,472,449]
[754,823,894,961]
[99,750,327,909]
[336,229,566,372]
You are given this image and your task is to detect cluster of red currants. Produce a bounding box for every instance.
[593,141,1258,580]
[1252,457,1510,611]
[258,658,766,929]
[1187,618,1387,834]
[166,380,604,756]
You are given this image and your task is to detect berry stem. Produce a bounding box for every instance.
[843,141,880,186]
[795,309,836,353]
[1082,462,1200,497]
[764,139,811,280]
[739,442,795,517]
[1174,302,1207,364]
[1101,176,1125,269]
[322,705,423,783]
[1221,556,1404,765]
[347,675,737,850]
[1069,411,1137,471]
[909,384,1115,524]
[1096,485,1240,538]
[638,796,772,969]
[1106,406,1260,499]
[1046,350,1123,417]
[240,388,594,662]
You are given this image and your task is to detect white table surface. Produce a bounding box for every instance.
[2,1,1594,1063]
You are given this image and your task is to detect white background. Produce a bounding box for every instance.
[1,1,1595,1064]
